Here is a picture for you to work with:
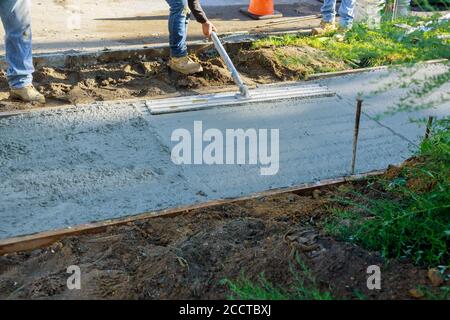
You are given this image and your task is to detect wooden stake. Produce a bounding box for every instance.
[351,99,363,175]
[424,116,434,140]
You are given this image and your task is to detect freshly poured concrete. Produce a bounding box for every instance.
[319,63,450,145]
[0,63,449,239]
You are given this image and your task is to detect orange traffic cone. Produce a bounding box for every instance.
[249,0,274,16]
[240,0,283,20]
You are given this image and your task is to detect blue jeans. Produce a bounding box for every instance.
[321,0,355,28]
[166,0,190,57]
[0,0,34,89]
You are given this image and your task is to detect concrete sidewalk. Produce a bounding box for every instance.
[0,63,448,239]
[0,0,320,55]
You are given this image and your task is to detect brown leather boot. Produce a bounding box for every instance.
[312,21,337,35]
[168,56,203,75]
[10,85,46,103]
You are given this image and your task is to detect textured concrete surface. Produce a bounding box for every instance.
[0,63,448,238]
[319,63,450,145]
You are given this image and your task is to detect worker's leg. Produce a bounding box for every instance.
[166,0,202,74]
[312,0,338,35]
[320,0,337,23]
[0,0,44,103]
[0,0,34,89]
[338,0,356,29]
[166,0,190,58]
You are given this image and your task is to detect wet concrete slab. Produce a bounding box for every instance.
[148,96,407,199]
[0,63,448,239]
[319,63,450,145]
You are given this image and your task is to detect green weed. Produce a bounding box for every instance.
[221,255,333,300]
[413,285,450,299]
[253,15,450,68]
[325,120,450,267]
[413,0,450,11]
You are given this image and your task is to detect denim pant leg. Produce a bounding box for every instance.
[338,0,356,28]
[321,0,337,23]
[0,0,34,89]
[166,0,190,58]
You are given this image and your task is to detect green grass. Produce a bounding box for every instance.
[325,120,450,267]
[253,15,450,68]
[412,284,450,299]
[413,0,450,10]
[221,256,333,300]
[274,50,343,74]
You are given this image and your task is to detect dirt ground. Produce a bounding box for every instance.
[0,175,444,300]
[0,45,347,112]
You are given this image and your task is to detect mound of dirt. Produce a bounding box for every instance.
[0,55,235,112]
[170,56,234,89]
[0,51,239,112]
[383,157,438,192]
[0,45,347,112]
[236,46,348,81]
[0,190,432,300]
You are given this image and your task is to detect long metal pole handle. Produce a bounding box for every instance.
[211,32,250,98]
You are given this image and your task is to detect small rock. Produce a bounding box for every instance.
[298,237,310,244]
[428,268,444,286]
[286,235,298,242]
[123,64,133,73]
[409,288,424,299]
[50,241,63,251]
[287,194,296,202]
[141,61,155,73]
[196,190,207,197]
[312,189,321,199]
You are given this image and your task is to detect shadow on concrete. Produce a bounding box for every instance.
[94,15,169,21]
[93,4,319,22]
[0,4,321,55]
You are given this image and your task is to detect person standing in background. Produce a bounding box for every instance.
[312,0,356,35]
[0,0,45,103]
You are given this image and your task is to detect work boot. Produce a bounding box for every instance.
[10,85,46,103]
[334,25,352,42]
[311,21,337,35]
[337,24,352,33]
[168,56,203,75]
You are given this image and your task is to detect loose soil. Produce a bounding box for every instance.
[0,45,347,112]
[0,174,444,300]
